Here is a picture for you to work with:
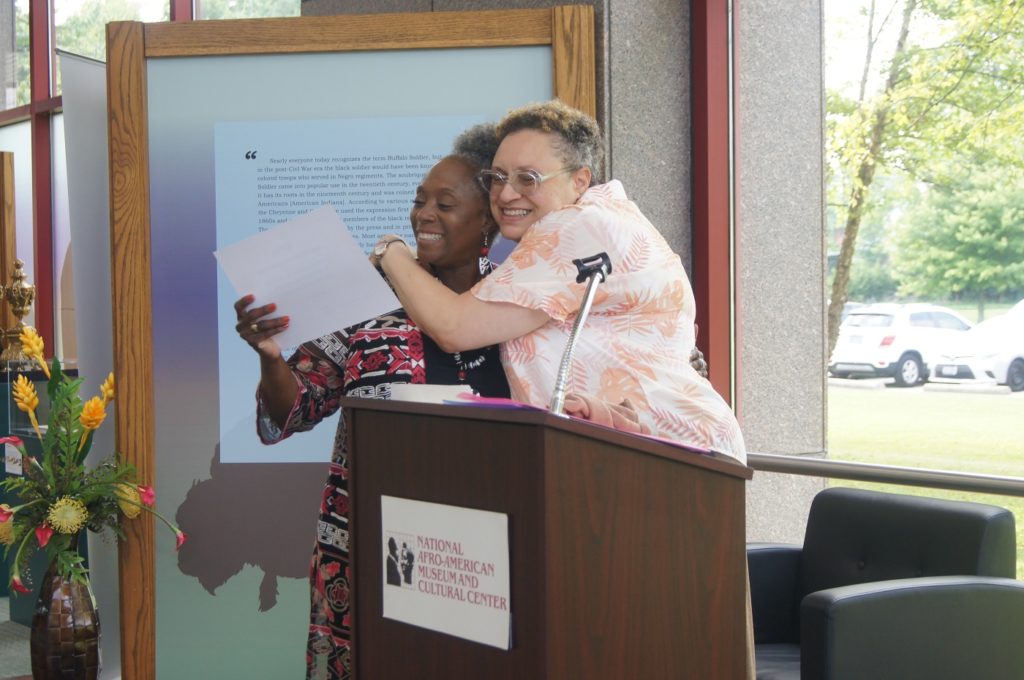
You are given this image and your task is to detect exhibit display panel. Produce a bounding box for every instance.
[106,8,595,679]
[147,46,551,678]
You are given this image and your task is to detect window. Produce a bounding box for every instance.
[54,0,170,94]
[196,0,299,20]
[908,312,933,328]
[825,0,1024,572]
[932,312,970,331]
[0,1,30,110]
[846,313,893,328]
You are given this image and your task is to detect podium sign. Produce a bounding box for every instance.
[345,398,752,680]
[380,495,511,649]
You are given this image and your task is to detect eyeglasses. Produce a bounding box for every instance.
[476,167,574,195]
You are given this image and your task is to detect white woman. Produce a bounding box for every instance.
[374,101,745,462]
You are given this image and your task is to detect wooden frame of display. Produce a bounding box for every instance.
[0,151,15,334]
[105,7,595,679]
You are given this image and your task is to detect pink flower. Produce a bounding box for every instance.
[137,485,156,507]
[0,435,24,448]
[175,530,187,550]
[11,576,29,594]
[0,506,12,522]
[35,524,53,548]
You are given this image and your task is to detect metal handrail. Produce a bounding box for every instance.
[747,452,1024,498]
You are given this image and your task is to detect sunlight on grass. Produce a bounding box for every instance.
[828,384,1024,576]
[828,387,1023,475]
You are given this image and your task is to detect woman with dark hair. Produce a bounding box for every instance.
[374,102,745,462]
[233,123,509,680]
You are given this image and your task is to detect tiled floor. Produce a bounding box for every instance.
[0,597,30,680]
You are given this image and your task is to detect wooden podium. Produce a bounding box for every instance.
[344,398,752,679]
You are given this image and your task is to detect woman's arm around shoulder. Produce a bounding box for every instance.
[378,239,548,352]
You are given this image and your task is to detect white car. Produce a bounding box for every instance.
[931,301,1024,392]
[828,303,973,387]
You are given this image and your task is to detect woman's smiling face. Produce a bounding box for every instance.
[410,156,491,271]
[488,129,591,242]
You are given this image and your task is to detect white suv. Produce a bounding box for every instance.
[828,303,973,387]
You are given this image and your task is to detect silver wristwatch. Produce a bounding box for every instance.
[373,238,406,258]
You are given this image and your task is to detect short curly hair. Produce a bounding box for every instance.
[495,100,603,184]
[451,123,499,174]
[447,123,499,236]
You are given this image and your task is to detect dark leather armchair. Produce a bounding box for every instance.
[748,487,1024,679]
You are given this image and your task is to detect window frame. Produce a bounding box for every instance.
[0,1,197,354]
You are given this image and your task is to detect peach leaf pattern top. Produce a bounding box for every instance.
[472,180,746,462]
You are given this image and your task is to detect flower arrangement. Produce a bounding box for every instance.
[0,327,185,593]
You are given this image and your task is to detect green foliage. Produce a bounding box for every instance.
[827,0,1024,346]
[12,3,29,107]
[56,0,170,62]
[894,1,1024,179]
[829,172,915,300]
[0,365,125,586]
[44,0,299,97]
[0,356,179,591]
[53,546,89,584]
[891,164,1024,302]
[848,253,898,300]
[830,0,1024,205]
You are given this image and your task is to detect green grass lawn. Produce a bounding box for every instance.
[828,383,1024,576]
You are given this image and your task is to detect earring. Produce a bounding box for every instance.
[478,232,492,275]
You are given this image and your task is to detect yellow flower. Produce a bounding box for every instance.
[12,375,42,440]
[47,497,88,534]
[12,374,37,413]
[78,396,107,452]
[101,372,115,406]
[18,326,50,379]
[0,505,13,546]
[115,484,141,519]
[79,396,106,431]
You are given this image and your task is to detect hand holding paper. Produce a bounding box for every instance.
[214,204,400,349]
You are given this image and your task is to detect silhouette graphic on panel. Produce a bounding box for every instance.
[176,445,323,611]
[400,542,415,585]
[386,537,402,586]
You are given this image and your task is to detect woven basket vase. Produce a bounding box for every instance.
[29,561,101,680]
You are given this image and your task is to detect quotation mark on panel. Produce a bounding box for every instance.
[245,150,258,160]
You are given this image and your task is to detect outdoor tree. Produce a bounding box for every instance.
[826,0,1024,354]
[833,171,913,302]
[891,165,1024,319]
[55,0,167,62]
[48,0,299,64]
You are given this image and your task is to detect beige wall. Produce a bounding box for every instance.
[302,0,827,543]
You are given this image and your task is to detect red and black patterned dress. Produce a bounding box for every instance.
[256,309,509,680]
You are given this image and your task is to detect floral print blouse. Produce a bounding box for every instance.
[472,180,746,462]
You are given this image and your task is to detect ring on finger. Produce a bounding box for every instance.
[250,322,259,333]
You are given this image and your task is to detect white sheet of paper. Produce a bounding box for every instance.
[389,383,470,403]
[214,204,400,348]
